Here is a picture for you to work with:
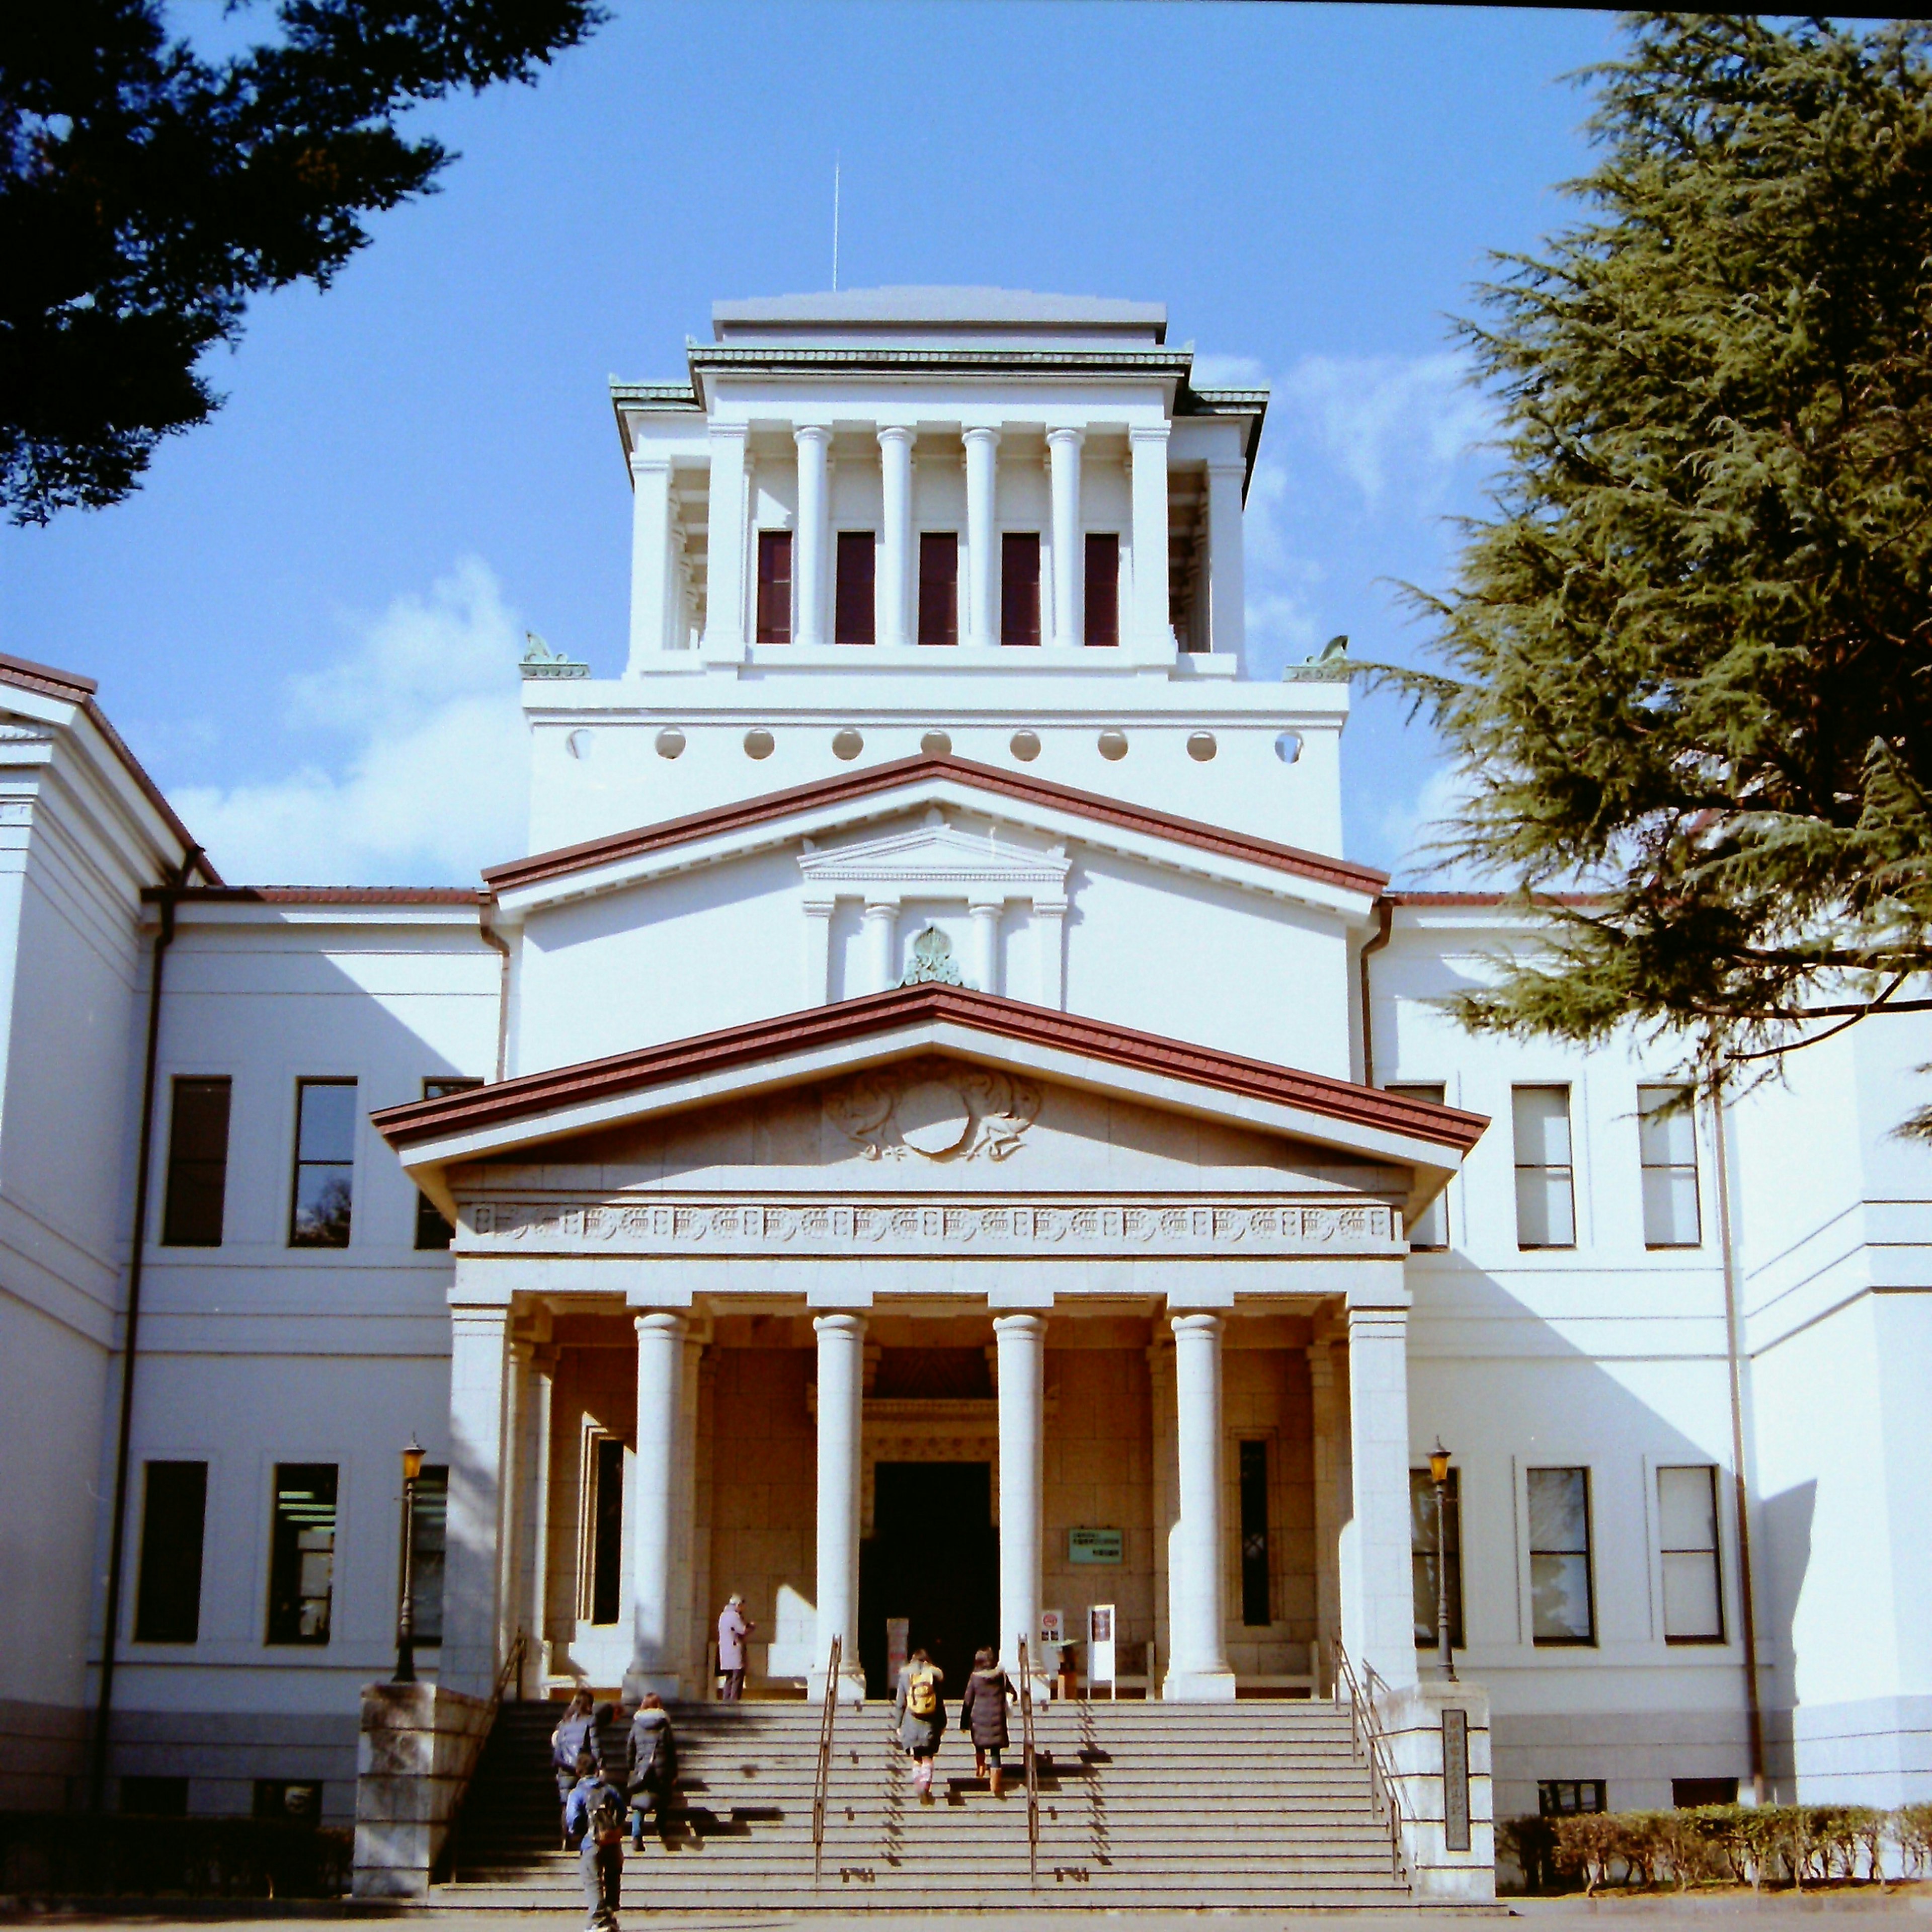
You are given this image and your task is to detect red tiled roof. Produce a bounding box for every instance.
[483,754,1388,900]
[169,886,489,906]
[373,981,1487,1154]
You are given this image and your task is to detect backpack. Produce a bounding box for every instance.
[906,1667,938,1719]
[588,1783,626,1843]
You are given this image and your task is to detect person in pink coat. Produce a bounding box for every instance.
[716,1593,754,1701]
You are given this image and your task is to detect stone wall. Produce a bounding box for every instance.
[1223,1343,1317,1679]
[350,1681,492,1899]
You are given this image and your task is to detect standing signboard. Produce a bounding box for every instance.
[1087,1603,1117,1699]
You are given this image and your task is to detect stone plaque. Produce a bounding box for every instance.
[1442,1706,1471,1853]
[1069,1526,1124,1564]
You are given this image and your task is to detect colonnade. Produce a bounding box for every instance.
[625,419,1248,666]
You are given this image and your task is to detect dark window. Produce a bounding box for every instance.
[408,1465,448,1646]
[121,1776,189,1816]
[1539,1779,1607,1817]
[918,533,958,645]
[414,1078,482,1249]
[1672,1777,1738,1809]
[1238,1439,1270,1626]
[756,530,793,643]
[133,1460,207,1644]
[161,1077,230,1247]
[1513,1085,1576,1248]
[588,1436,624,1626]
[835,531,876,644]
[1001,533,1041,646]
[266,1463,337,1645]
[1410,1467,1465,1649]
[1528,1466,1595,1645]
[1084,533,1119,647]
[289,1081,356,1247]
[1387,1083,1448,1248]
[255,1780,322,1825]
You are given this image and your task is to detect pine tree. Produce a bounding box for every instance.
[1389,15,1932,1125]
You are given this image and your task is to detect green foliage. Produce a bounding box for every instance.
[1382,16,1932,1117]
[0,0,604,523]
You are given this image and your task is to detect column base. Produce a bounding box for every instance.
[622,1667,682,1704]
[807,1663,867,1707]
[1162,1664,1238,1702]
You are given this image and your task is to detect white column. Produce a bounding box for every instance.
[1048,427,1084,648]
[803,896,836,1006]
[1129,423,1172,656]
[963,427,1000,649]
[1166,1312,1236,1700]
[699,424,749,657]
[527,1344,557,1685]
[969,899,1002,996]
[794,425,832,647]
[626,452,674,669]
[625,1311,686,1699]
[1033,895,1067,1009]
[1204,455,1247,662]
[1342,1287,1419,1691]
[878,426,915,648]
[813,1313,867,1704]
[862,898,898,993]
[995,1313,1047,1690]
[442,1302,511,1696]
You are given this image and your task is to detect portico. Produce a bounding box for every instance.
[376,982,1482,1710]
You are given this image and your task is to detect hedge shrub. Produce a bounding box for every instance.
[0,1813,352,1899]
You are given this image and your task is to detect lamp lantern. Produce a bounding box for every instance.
[1428,1437,1451,1488]
[401,1436,426,1484]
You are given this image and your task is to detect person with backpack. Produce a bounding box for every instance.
[892,1646,947,1803]
[562,1749,627,1931]
[957,1647,1015,1797]
[551,1690,602,1845]
[623,1692,678,1849]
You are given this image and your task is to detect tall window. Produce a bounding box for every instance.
[289,1080,356,1247]
[267,1463,338,1645]
[585,1435,624,1626]
[133,1460,207,1643]
[918,532,958,645]
[834,531,875,644]
[161,1077,231,1247]
[1658,1465,1724,1643]
[1084,533,1119,647]
[415,1078,483,1249]
[1001,533,1041,646]
[1527,1466,1595,1645]
[1513,1086,1576,1248]
[1388,1083,1448,1248]
[1540,1780,1607,1817]
[408,1465,449,1646]
[1410,1467,1464,1648]
[1638,1085,1701,1248]
[755,530,793,643]
[1238,1440,1270,1626]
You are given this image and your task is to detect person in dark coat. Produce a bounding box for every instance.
[892,1647,947,1803]
[623,1692,678,1848]
[551,1690,602,1844]
[957,1647,1015,1796]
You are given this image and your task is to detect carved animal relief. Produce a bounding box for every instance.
[824,1057,1043,1161]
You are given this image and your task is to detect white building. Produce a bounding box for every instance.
[1,290,1924,1847]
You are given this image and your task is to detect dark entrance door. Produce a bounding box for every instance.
[858,1462,999,1699]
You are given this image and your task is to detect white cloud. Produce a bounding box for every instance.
[1189,351,1268,389]
[1376,758,1488,885]
[1276,352,1491,511]
[172,557,531,886]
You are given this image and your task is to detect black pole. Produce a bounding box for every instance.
[1434,1474,1456,1682]
[394,1473,418,1684]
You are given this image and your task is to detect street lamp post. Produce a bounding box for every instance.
[1428,1437,1457,1682]
[393,1436,425,1685]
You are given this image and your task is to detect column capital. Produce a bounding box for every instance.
[992,1310,1048,1338]
[634,1310,686,1339]
[876,423,916,448]
[1129,421,1172,445]
[812,1310,868,1338]
[628,448,674,477]
[962,424,1002,449]
[708,420,749,445]
[861,895,902,916]
[1046,425,1086,449]
[793,422,834,448]
[1204,453,1247,476]
[1171,1309,1224,1340]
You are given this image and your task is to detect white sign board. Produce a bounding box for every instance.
[1039,1607,1065,1648]
[1087,1603,1117,1699]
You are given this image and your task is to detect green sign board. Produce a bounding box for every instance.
[1069,1527,1124,1565]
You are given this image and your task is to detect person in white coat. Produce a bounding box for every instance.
[716,1592,754,1701]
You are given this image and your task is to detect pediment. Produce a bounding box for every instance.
[798,810,1070,897]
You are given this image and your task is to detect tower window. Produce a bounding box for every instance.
[918,533,958,646]
[835,531,876,644]
[162,1076,231,1247]
[1238,1439,1270,1626]
[266,1463,338,1645]
[289,1080,356,1247]
[756,530,792,643]
[1001,533,1041,646]
[134,1460,207,1644]
[1084,533,1119,647]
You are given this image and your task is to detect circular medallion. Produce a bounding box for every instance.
[895,1079,973,1157]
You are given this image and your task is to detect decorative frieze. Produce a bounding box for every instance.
[461,1195,1401,1254]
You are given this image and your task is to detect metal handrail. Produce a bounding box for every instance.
[1017,1635,1039,1885]
[811,1635,842,1882]
[1332,1641,1406,1882]
[435,1630,527,1885]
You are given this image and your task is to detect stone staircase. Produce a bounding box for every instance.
[434,1696,1415,1911]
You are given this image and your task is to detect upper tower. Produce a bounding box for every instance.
[523,290,1350,856]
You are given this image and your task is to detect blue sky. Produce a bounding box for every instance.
[0,1,1620,886]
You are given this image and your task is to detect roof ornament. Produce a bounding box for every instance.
[900,925,964,988]
[1282,634,1354,683]
[520,631,590,681]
